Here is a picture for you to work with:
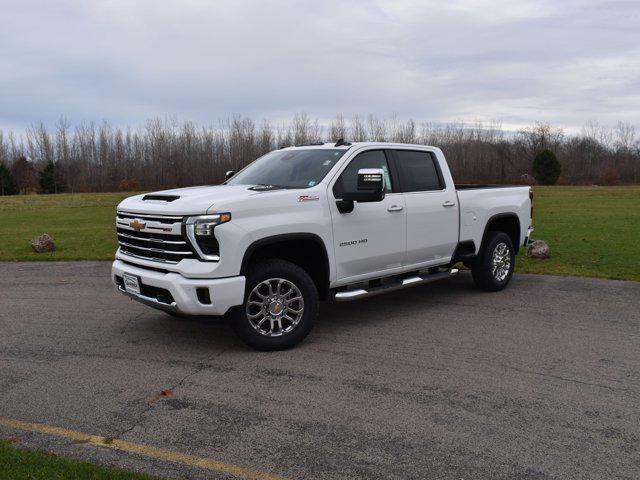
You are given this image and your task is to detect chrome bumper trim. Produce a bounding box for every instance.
[524,226,534,245]
[116,285,178,312]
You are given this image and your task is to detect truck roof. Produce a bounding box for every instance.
[282,142,437,150]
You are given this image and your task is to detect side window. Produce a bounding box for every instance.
[394,150,443,192]
[333,150,393,198]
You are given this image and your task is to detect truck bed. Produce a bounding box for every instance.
[455,185,531,254]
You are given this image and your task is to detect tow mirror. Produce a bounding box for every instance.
[224,170,236,181]
[344,168,385,202]
[337,168,385,213]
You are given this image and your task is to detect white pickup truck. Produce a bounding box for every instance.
[113,142,533,350]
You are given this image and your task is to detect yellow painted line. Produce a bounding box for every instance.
[0,417,289,480]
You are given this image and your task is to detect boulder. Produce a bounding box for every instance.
[30,234,56,253]
[526,239,549,259]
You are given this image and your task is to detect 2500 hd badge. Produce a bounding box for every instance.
[339,239,368,247]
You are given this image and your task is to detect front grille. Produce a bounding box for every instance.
[116,211,198,264]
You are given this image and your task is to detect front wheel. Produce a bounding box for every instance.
[231,259,318,350]
[471,231,516,291]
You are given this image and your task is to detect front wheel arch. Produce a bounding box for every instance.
[240,233,330,300]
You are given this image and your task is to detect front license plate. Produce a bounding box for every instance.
[122,273,141,295]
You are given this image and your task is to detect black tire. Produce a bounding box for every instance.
[231,259,318,351]
[471,231,516,291]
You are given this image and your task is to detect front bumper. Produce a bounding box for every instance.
[112,259,245,316]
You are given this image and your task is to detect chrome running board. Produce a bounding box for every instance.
[334,268,459,302]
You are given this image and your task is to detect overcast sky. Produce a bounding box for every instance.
[1,0,638,133]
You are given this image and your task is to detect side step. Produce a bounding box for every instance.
[334,268,459,302]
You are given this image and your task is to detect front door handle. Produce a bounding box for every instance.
[442,201,456,207]
[387,205,404,212]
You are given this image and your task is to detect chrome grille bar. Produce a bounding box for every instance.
[117,241,193,256]
[117,232,187,245]
[118,250,181,264]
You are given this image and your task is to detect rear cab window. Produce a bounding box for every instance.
[393,150,444,192]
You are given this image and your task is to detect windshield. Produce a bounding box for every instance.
[226,149,348,189]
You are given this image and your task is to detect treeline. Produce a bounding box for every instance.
[0,114,638,194]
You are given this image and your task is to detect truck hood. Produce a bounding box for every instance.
[117,185,263,215]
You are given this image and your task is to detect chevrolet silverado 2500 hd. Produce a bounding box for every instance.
[113,142,533,350]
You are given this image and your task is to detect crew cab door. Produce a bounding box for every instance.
[330,149,406,282]
[390,149,459,267]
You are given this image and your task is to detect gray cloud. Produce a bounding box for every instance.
[0,0,638,132]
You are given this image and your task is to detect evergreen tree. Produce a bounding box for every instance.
[532,149,561,185]
[0,163,18,195]
[11,156,37,193]
[39,160,66,194]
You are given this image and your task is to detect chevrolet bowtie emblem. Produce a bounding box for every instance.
[129,219,146,230]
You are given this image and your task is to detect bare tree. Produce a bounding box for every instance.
[367,114,387,141]
[1,114,638,192]
[614,121,636,152]
[329,114,347,142]
[350,115,367,142]
[292,113,312,145]
[518,122,565,158]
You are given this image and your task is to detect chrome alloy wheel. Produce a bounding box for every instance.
[246,278,304,337]
[490,242,511,282]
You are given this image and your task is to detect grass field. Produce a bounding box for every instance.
[516,186,639,281]
[0,440,156,480]
[0,192,132,261]
[1,186,638,281]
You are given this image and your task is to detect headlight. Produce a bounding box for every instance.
[185,213,231,261]
[186,213,231,236]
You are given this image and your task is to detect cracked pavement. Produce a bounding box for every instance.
[1,261,639,479]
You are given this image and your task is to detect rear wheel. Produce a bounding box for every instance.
[231,259,318,350]
[471,231,515,291]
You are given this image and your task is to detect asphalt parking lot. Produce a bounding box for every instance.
[1,261,639,479]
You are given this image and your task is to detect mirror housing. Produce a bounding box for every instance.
[337,168,385,213]
[224,170,236,181]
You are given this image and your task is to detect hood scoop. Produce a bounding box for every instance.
[142,194,180,202]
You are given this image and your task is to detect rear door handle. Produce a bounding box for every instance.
[387,205,404,212]
[442,201,456,207]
